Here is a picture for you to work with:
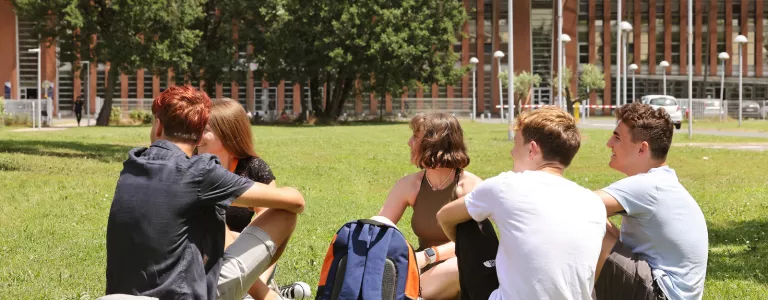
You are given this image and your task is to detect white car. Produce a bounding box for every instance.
[641,95,683,129]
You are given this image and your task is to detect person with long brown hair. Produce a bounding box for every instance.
[197,98,310,300]
[377,112,482,299]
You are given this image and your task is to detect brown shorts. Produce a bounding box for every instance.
[594,240,667,300]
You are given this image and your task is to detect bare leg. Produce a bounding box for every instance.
[595,220,619,281]
[238,208,297,300]
[420,257,460,299]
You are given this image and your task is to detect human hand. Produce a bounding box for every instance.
[415,250,427,269]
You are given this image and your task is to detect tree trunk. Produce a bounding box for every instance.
[334,77,354,118]
[96,66,119,126]
[379,93,385,121]
[309,74,325,117]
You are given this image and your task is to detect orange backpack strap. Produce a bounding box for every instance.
[405,243,421,299]
[318,234,337,286]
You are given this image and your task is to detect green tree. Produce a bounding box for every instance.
[256,0,467,120]
[551,67,575,111]
[501,71,542,115]
[578,64,605,105]
[13,0,203,126]
[176,0,274,97]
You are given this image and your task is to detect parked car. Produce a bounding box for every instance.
[741,100,762,120]
[641,95,683,129]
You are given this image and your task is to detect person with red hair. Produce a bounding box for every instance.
[105,85,305,300]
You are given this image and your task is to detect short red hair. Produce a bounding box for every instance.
[152,85,212,143]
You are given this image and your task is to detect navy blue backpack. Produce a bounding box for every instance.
[316,219,421,300]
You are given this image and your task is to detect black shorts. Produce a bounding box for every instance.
[455,219,500,300]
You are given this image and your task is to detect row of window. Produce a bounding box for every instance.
[578,1,768,76]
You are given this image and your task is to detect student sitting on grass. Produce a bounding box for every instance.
[197,98,310,299]
[594,102,708,300]
[437,106,607,300]
[377,112,482,299]
[105,86,305,300]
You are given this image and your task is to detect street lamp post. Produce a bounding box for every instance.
[659,60,670,96]
[687,0,693,139]
[629,64,638,103]
[558,0,564,109]
[718,52,729,122]
[735,35,748,127]
[470,57,479,121]
[616,0,622,113]
[560,34,571,111]
[507,0,514,140]
[494,51,506,122]
[28,48,41,129]
[621,21,633,107]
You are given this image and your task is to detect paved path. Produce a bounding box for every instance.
[579,118,768,139]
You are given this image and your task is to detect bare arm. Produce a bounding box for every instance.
[233,182,304,214]
[251,180,277,216]
[377,176,414,225]
[595,190,626,217]
[436,196,473,242]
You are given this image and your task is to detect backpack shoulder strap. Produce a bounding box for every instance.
[337,222,373,299]
[361,225,396,300]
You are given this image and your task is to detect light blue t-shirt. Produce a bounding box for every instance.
[603,166,708,300]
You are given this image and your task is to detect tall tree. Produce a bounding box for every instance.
[502,71,542,115]
[13,0,203,125]
[256,0,467,120]
[177,0,272,97]
[551,67,575,111]
[578,64,606,104]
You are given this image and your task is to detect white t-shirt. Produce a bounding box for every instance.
[465,171,607,300]
[602,166,708,300]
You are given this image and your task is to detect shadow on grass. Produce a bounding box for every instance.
[0,139,133,163]
[707,219,768,284]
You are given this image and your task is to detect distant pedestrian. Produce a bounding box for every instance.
[74,95,84,126]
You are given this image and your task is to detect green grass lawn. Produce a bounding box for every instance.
[680,118,768,132]
[0,123,766,299]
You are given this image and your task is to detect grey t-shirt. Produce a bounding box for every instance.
[603,166,708,300]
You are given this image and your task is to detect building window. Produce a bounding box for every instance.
[127,73,137,99]
[764,18,768,76]
[143,70,153,99]
[701,2,710,72]
[733,2,742,75]
[655,1,664,66]
[595,20,604,68]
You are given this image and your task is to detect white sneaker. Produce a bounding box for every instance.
[278,282,312,299]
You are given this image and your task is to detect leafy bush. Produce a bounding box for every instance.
[110,107,123,125]
[128,110,153,125]
[3,113,32,126]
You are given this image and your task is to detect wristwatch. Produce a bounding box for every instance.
[424,247,437,264]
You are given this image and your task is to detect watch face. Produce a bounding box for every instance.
[425,248,435,257]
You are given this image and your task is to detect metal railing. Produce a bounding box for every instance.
[683,99,768,121]
[2,99,54,127]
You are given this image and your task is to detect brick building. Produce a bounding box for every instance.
[1,0,766,117]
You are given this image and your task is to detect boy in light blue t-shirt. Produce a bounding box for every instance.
[594,103,708,300]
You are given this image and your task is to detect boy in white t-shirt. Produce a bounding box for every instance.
[437,107,607,300]
[594,103,708,300]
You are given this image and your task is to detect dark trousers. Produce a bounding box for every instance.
[75,111,82,124]
[456,219,500,300]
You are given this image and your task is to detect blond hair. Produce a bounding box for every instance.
[515,106,581,167]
